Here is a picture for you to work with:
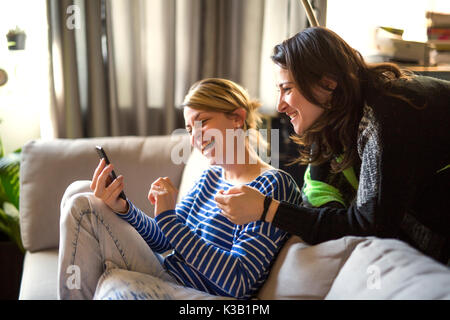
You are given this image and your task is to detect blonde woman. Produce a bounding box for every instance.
[58,78,302,299]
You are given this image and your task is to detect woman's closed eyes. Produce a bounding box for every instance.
[186,118,210,135]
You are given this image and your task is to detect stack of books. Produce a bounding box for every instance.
[427,11,450,65]
[371,26,429,65]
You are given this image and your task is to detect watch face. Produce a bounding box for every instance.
[0,69,7,86]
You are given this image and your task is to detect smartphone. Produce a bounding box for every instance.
[95,146,127,200]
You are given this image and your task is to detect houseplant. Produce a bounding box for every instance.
[0,131,24,299]
[0,137,23,252]
[6,26,26,50]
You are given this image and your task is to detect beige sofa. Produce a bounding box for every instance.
[18,135,450,300]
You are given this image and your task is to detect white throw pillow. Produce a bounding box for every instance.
[257,236,366,300]
[325,237,450,299]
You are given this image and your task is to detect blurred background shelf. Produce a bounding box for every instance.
[404,65,450,80]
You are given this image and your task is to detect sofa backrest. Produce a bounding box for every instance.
[19,135,191,252]
[176,147,210,202]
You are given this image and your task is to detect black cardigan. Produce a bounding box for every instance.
[272,75,450,264]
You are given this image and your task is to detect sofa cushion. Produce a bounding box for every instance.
[20,135,189,252]
[257,236,366,299]
[19,249,59,300]
[325,237,450,299]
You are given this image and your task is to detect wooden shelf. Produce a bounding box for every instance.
[404,65,450,72]
[401,65,450,80]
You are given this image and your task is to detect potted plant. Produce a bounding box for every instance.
[6,26,26,50]
[0,128,24,299]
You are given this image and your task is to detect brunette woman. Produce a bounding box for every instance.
[215,27,450,265]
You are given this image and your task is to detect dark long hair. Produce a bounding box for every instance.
[271,27,413,172]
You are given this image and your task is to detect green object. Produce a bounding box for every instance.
[0,135,23,252]
[380,26,404,37]
[302,154,360,208]
[336,154,359,191]
[342,166,359,191]
[302,165,346,208]
[436,164,450,174]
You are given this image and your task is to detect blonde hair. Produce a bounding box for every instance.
[182,78,268,153]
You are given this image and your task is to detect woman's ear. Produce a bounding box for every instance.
[320,76,337,91]
[230,108,247,128]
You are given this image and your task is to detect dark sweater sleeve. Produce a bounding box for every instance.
[273,199,376,244]
[272,105,393,244]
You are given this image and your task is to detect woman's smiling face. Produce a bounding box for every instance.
[275,65,331,135]
[184,107,243,165]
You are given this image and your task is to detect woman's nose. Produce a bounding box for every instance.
[191,127,202,147]
[276,93,286,113]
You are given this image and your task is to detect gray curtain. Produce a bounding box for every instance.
[47,0,110,138]
[47,0,326,139]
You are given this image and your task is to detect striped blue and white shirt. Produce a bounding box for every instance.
[119,166,302,299]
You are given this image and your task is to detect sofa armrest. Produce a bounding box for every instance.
[19,135,189,252]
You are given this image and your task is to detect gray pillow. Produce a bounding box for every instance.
[326,237,450,299]
[257,236,366,299]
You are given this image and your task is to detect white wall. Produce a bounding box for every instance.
[326,0,450,57]
[0,0,51,155]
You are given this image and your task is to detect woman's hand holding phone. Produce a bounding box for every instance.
[90,158,129,214]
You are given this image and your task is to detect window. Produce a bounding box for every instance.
[326,0,450,57]
[0,0,51,154]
